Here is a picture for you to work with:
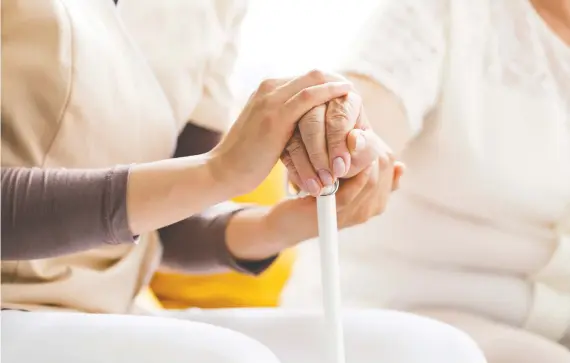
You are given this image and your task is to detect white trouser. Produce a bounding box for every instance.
[2,309,486,363]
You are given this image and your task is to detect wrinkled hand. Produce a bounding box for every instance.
[208,70,351,196]
[280,73,403,196]
[222,72,404,261]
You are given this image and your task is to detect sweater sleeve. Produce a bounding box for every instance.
[1,165,136,260]
[157,122,278,276]
[340,0,449,133]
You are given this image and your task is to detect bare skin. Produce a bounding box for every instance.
[126,69,402,263]
[531,0,570,46]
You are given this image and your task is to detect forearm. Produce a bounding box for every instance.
[127,154,233,236]
[159,202,242,273]
[1,166,134,260]
[344,73,413,154]
[227,197,318,261]
[1,155,234,260]
[160,203,278,275]
[155,123,277,274]
[225,207,281,261]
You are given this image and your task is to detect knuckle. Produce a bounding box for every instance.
[327,114,351,135]
[280,152,293,168]
[299,88,314,102]
[255,95,271,109]
[300,112,324,132]
[258,78,279,93]
[327,114,350,132]
[285,136,304,156]
[327,121,348,139]
[260,108,277,123]
[327,138,346,153]
[300,105,325,123]
[307,69,327,84]
[300,119,323,136]
[327,95,348,109]
[328,93,357,115]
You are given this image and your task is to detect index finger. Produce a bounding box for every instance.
[298,104,334,186]
[281,82,351,125]
[326,92,362,178]
[273,70,347,102]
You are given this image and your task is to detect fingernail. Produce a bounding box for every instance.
[305,179,321,196]
[333,157,346,177]
[318,170,334,186]
[354,131,366,152]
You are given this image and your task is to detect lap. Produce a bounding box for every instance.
[168,308,486,363]
[1,310,279,363]
[2,308,487,363]
[413,308,570,363]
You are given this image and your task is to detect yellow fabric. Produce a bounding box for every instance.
[151,163,296,309]
[135,288,164,310]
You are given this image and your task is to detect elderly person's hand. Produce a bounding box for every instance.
[214,71,404,262]
[226,148,402,260]
[279,72,404,196]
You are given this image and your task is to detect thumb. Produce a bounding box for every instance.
[346,128,393,174]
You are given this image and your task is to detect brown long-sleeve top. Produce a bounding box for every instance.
[1,124,275,275]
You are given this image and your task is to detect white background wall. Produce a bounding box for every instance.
[231,0,385,99]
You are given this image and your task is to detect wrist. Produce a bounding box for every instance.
[264,198,317,246]
[225,207,287,261]
[128,154,233,235]
[205,151,249,199]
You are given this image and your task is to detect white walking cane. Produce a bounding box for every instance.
[293,179,345,363]
[317,180,346,363]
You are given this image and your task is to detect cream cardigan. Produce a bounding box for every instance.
[283,0,570,343]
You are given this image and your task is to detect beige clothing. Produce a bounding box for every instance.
[1,0,245,313]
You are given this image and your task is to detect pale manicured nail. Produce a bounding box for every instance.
[318,170,334,186]
[333,157,346,177]
[354,131,366,152]
[305,179,321,196]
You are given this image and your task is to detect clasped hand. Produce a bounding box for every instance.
[209,70,404,259]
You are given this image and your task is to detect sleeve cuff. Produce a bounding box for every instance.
[213,207,279,276]
[159,202,278,274]
[106,164,139,245]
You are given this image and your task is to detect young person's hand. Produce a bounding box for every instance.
[208,70,351,197]
[225,145,404,261]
